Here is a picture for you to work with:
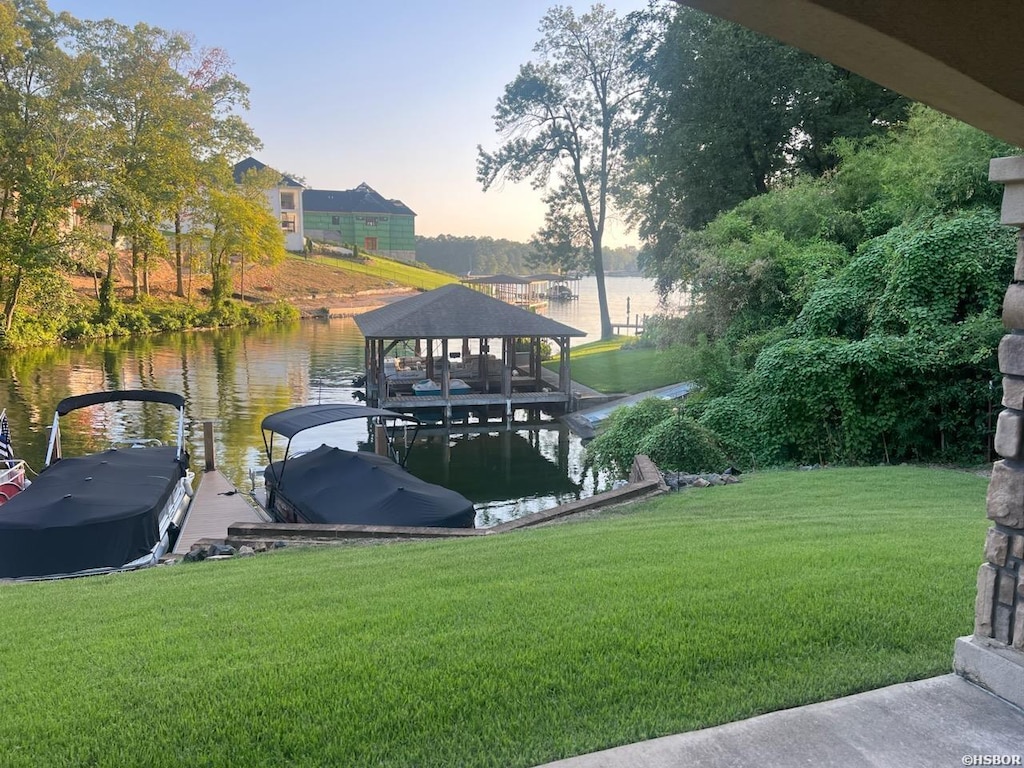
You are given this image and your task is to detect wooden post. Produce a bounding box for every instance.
[374,423,389,458]
[441,338,451,425]
[203,421,215,471]
[534,337,543,387]
[376,339,386,406]
[479,338,488,391]
[563,338,575,412]
[502,337,513,423]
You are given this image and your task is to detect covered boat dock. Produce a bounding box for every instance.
[355,284,586,425]
[460,273,548,311]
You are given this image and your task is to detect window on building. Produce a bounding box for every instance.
[280,191,295,210]
[331,215,340,225]
[281,213,296,232]
[364,217,378,227]
[364,237,378,251]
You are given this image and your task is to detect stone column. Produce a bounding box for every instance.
[954,156,1024,707]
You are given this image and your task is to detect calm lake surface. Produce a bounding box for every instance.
[0,276,683,526]
[545,274,686,338]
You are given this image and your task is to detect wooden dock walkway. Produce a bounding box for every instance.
[383,390,569,411]
[172,469,265,555]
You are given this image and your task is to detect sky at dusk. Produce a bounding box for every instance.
[50,0,653,246]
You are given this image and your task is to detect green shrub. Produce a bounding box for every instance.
[114,307,152,335]
[697,395,760,468]
[587,398,675,474]
[637,412,728,473]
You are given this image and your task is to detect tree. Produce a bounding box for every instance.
[73,19,195,313]
[0,0,85,335]
[72,19,258,311]
[478,4,643,339]
[414,234,535,275]
[167,44,258,297]
[626,6,909,283]
[199,162,286,314]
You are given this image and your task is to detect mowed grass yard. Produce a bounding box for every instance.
[0,466,989,768]
[546,337,679,394]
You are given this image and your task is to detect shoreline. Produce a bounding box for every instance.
[291,287,417,318]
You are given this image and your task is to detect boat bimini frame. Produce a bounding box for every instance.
[260,403,421,488]
[45,389,187,467]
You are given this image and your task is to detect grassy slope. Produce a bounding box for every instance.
[70,252,457,309]
[548,337,679,393]
[0,466,988,768]
[308,252,457,292]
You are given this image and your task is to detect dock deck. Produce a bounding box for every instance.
[172,470,265,554]
[382,390,570,411]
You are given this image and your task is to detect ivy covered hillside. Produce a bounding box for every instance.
[591,103,1018,470]
[456,3,1018,472]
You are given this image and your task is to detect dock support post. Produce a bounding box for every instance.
[203,421,215,471]
[375,423,389,458]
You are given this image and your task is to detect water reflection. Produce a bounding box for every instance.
[0,315,610,525]
[1,273,675,521]
[403,428,602,527]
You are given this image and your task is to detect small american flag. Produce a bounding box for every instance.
[0,410,12,461]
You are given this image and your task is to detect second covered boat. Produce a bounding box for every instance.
[259,404,475,529]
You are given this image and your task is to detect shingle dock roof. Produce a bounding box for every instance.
[355,284,585,339]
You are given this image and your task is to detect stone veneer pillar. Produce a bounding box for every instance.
[953,156,1024,707]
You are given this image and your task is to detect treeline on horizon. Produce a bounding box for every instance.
[414,235,639,277]
[587,8,1019,470]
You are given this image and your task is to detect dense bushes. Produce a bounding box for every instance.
[587,398,730,475]
[606,108,1016,473]
[19,297,301,345]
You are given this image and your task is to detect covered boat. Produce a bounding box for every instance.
[260,404,475,528]
[0,390,194,580]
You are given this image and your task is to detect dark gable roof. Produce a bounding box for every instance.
[355,284,585,339]
[232,157,303,188]
[303,183,415,216]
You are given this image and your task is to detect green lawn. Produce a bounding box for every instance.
[312,252,458,291]
[548,337,679,393]
[0,466,988,767]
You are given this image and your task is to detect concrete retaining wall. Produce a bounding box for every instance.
[225,454,667,545]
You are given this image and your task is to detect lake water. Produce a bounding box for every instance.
[0,276,681,526]
[545,274,687,340]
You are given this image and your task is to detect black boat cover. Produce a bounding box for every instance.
[264,445,475,528]
[261,404,416,439]
[0,447,186,579]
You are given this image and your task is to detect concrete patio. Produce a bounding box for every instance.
[537,674,1023,768]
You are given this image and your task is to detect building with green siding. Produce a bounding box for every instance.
[303,183,416,262]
